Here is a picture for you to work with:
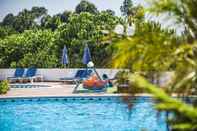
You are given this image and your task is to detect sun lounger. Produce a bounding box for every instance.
[60,69,92,84]
[7,68,25,83]
[73,83,106,93]
[21,67,42,83]
[73,73,114,93]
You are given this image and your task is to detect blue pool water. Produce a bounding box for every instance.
[0,97,168,131]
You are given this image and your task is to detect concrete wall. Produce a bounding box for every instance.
[0,68,122,81]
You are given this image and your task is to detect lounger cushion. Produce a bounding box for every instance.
[14,68,25,77]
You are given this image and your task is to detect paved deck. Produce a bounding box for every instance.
[0,82,75,98]
[0,82,141,98]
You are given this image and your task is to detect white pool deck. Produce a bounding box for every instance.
[0,82,150,99]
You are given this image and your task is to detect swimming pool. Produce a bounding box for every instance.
[0,96,168,131]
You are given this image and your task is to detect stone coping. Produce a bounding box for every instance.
[0,93,152,99]
[1,93,197,99]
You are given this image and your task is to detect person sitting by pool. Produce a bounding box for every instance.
[102,74,113,87]
[83,74,109,90]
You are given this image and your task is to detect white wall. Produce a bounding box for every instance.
[0,68,122,81]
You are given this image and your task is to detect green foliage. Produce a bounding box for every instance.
[41,11,71,31]
[120,0,133,16]
[0,2,121,68]
[135,0,197,97]
[0,7,120,68]
[101,9,115,16]
[31,7,47,18]
[75,0,98,14]
[148,0,197,41]
[57,12,120,67]
[0,30,58,68]
[165,42,197,96]
[16,51,58,68]
[112,21,177,71]
[2,13,15,27]
[120,0,144,26]
[0,26,17,38]
[112,16,197,131]
[2,7,47,32]
[0,80,9,94]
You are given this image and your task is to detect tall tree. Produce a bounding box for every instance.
[2,7,47,32]
[60,11,71,23]
[120,0,133,17]
[0,26,16,38]
[120,0,145,34]
[40,11,71,31]
[101,9,115,16]
[0,30,58,68]
[57,12,120,67]
[2,13,15,27]
[31,7,47,18]
[75,0,98,14]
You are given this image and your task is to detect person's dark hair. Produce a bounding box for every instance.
[102,74,108,80]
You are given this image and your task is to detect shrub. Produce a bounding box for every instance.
[0,80,9,94]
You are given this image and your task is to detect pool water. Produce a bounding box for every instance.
[0,97,168,131]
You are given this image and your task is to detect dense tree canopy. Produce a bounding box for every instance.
[41,11,71,31]
[0,26,16,38]
[0,30,58,68]
[2,13,15,27]
[102,9,115,16]
[2,7,47,33]
[57,12,120,67]
[0,3,120,68]
[75,0,98,14]
[120,0,133,16]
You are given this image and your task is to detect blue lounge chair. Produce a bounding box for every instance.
[22,67,38,83]
[60,69,92,84]
[79,69,92,80]
[7,68,25,82]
